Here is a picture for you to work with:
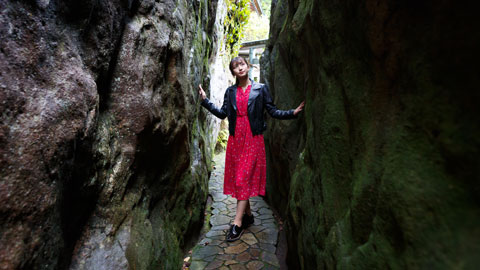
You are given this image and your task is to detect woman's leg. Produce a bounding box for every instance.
[243,199,254,227]
[234,200,248,226]
[245,199,252,216]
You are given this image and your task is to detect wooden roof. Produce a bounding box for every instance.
[250,0,263,16]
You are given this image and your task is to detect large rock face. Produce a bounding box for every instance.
[203,0,233,153]
[0,0,221,269]
[263,0,479,269]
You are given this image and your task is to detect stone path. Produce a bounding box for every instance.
[187,152,281,270]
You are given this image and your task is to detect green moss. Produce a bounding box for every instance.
[265,0,480,269]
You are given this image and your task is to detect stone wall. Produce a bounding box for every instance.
[0,0,220,269]
[204,0,234,153]
[262,0,480,269]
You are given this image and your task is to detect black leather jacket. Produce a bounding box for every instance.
[201,80,296,136]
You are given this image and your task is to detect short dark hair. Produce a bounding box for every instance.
[229,56,251,76]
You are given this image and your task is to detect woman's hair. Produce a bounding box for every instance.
[229,56,251,76]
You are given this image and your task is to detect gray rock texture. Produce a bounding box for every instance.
[262,0,480,269]
[203,0,233,153]
[0,0,221,269]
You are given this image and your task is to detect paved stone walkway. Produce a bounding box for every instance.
[188,152,280,270]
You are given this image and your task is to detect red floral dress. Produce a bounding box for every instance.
[224,85,267,200]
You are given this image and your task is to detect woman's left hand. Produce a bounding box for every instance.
[294,101,305,115]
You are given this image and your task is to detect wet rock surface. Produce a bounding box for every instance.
[263,0,480,269]
[190,152,281,269]
[0,0,221,269]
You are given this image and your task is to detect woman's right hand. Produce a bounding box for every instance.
[294,101,305,115]
[198,84,207,100]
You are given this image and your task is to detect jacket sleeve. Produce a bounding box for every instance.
[200,89,228,119]
[263,84,297,119]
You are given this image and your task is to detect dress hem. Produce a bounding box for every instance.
[223,191,265,200]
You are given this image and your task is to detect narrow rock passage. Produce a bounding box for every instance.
[189,152,281,270]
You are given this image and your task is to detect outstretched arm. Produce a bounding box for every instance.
[263,85,302,119]
[199,84,228,119]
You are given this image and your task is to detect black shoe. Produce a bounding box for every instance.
[226,224,244,242]
[242,213,254,228]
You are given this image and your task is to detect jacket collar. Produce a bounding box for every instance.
[251,80,262,91]
[230,79,262,109]
[248,80,262,106]
[229,84,237,110]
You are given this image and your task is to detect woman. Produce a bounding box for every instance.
[198,56,304,241]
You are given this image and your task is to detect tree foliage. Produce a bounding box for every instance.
[259,0,272,19]
[242,0,271,42]
[242,11,269,42]
[224,0,251,56]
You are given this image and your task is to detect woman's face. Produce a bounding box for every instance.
[231,59,249,78]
